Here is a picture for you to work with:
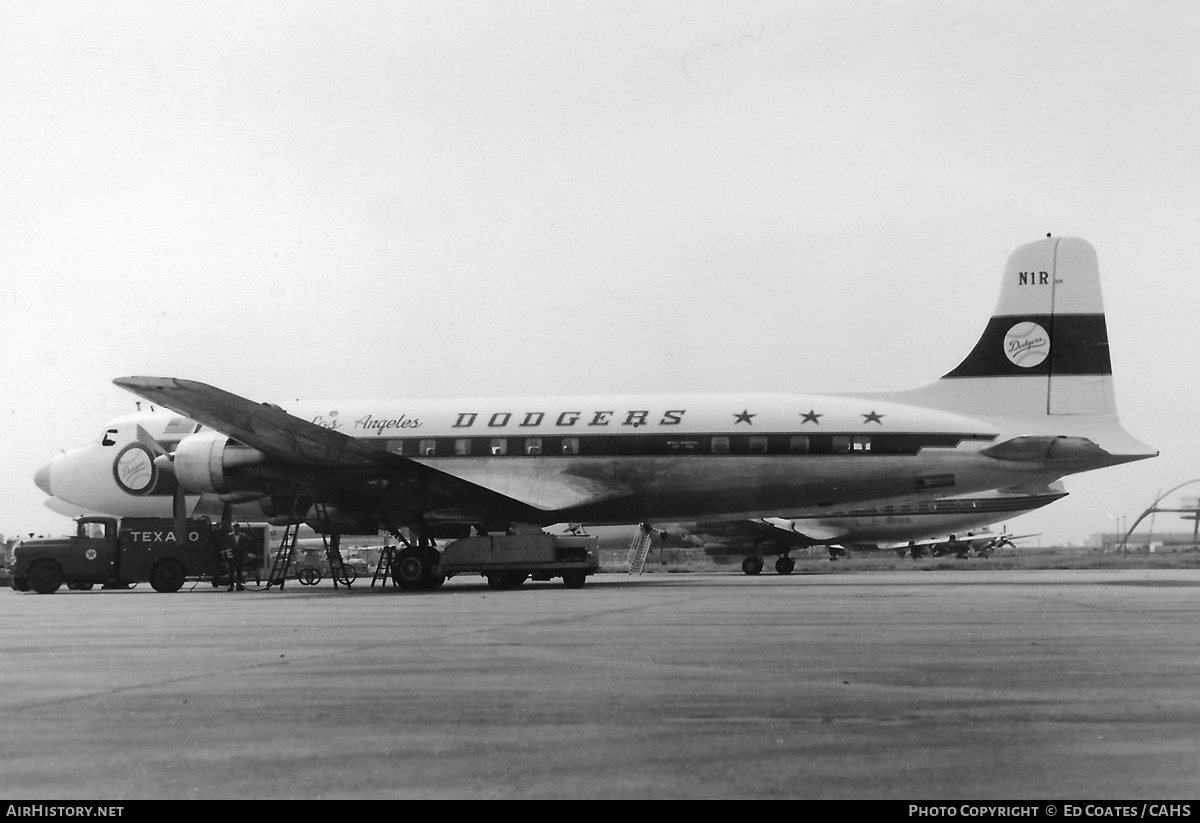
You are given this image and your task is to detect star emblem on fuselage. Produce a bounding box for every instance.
[733,410,756,425]
[862,410,885,424]
[800,410,822,425]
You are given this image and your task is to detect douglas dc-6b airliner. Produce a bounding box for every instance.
[34,237,1156,588]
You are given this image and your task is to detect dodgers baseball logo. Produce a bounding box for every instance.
[113,443,157,494]
[1003,322,1050,368]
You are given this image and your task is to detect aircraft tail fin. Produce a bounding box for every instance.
[870,236,1155,460]
[941,236,1110,415]
[880,237,1112,417]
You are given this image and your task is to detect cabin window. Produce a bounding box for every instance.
[490,438,507,456]
[419,439,437,456]
[525,438,543,456]
[789,436,810,454]
[832,436,851,453]
[852,436,871,452]
[712,436,730,454]
[386,439,405,456]
[454,439,471,456]
[561,438,579,455]
[748,436,768,454]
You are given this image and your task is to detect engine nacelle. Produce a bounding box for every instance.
[173,431,265,494]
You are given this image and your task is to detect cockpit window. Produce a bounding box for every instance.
[101,429,118,447]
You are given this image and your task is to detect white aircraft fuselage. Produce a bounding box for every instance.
[33,237,1156,543]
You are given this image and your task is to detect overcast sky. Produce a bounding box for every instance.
[3,1,1199,545]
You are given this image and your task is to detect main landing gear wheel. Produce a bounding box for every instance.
[394,547,442,590]
[775,556,795,575]
[741,556,764,576]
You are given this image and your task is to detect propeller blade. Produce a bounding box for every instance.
[136,425,169,456]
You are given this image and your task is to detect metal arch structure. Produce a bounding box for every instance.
[1118,479,1200,555]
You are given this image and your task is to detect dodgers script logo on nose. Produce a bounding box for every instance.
[113,443,156,494]
[1003,322,1050,368]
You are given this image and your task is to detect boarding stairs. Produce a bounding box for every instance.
[626,524,653,575]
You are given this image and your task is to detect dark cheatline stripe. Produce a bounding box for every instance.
[375,431,996,458]
[942,313,1111,379]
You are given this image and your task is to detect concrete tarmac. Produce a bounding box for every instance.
[2,569,1199,800]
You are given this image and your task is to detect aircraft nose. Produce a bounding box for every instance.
[34,461,52,495]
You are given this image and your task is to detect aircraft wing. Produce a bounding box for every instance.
[681,517,849,547]
[112,376,565,521]
[758,517,849,543]
[115,377,380,468]
[879,531,1042,552]
[987,532,1041,544]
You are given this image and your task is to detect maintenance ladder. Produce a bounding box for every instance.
[371,545,397,587]
[265,501,354,590]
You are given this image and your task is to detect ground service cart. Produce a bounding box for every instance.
[393,531,601,590]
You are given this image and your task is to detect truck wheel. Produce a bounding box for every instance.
[149,559,186,593]
[10,576,30,592]
[27,561,63,595]
[562,571,587,589]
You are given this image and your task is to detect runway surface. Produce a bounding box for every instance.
[2,569,1199,799]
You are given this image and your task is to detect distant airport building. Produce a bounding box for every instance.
[1088,532,1200,552]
